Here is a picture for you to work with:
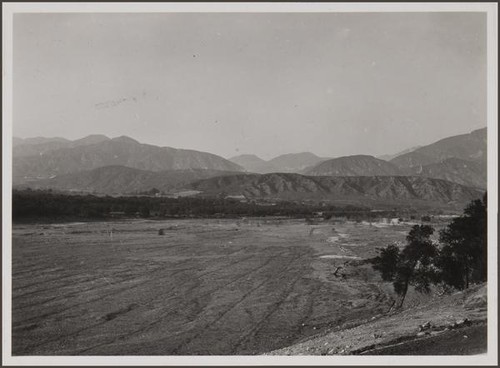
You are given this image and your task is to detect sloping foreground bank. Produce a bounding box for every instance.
[267,284,487,355]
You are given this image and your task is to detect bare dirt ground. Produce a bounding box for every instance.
[11,217,473,356]
[268,283,488,356]
[363,323,487,355]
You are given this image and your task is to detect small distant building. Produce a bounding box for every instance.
[390,218,401,225]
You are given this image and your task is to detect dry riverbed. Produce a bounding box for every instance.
[12,217,454,355]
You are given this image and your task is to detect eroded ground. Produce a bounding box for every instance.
[12,218,426,355]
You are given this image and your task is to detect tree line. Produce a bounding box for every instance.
[371,194,487,306]
[12,189,408,221]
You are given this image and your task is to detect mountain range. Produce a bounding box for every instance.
[304,155,401,177]
[20,166,244,195]
[13,134,110,157]
[12,127,487,207]
[191,173,482,207]
[390,128,486,169]
[376,146,421,161]
[228,154,280,174]
[229,152,328,174]
[13,135,244,184]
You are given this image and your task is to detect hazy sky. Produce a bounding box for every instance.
[13,12,486,160]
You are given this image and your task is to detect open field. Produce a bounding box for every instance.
[12,217,442,355]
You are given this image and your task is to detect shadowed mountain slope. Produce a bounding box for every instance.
[191,173,483,206]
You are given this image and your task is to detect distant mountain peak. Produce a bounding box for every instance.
[271,152,321,160]
[267,152,327,173]
[229,154,265,161]
[111,136,140,144]
[81,134,110,140]
[72,134,110,146]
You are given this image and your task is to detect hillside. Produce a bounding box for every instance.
[402,158,486,189]
[20,166,244,195]
[12,136,70,147]
[229,154,279,174]
[268,284,487,355]
[305,155,401,177]
[377,146,421,161]
[13,136,244,183]
[13,134,111,157]
[267,152,328,173]
[390,128,487,169]
[191,173,483,206]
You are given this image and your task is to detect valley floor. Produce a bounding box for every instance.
[10,217,485,356]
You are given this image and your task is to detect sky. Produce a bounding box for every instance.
[13,12,486,160]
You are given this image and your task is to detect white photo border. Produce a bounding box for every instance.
[2,2,498,366]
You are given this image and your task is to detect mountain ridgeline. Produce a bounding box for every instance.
[12,127,486,208]
[390,128,486,169]
[22,166,247,195]
[13,135,244,184]
[13,134,111,157]
[190,173,482,207]
[388,128,487,189]
[229,152,328,174]
[228,154,280,174]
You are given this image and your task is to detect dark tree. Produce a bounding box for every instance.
[437,194,487,289]
[372,244,400,281]
[372,225,438,308]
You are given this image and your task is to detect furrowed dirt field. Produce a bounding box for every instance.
[12,218,439,355]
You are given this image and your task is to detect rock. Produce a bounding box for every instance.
[417,331,431,337]
[419,321,432,331]
[455,318,471,327]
